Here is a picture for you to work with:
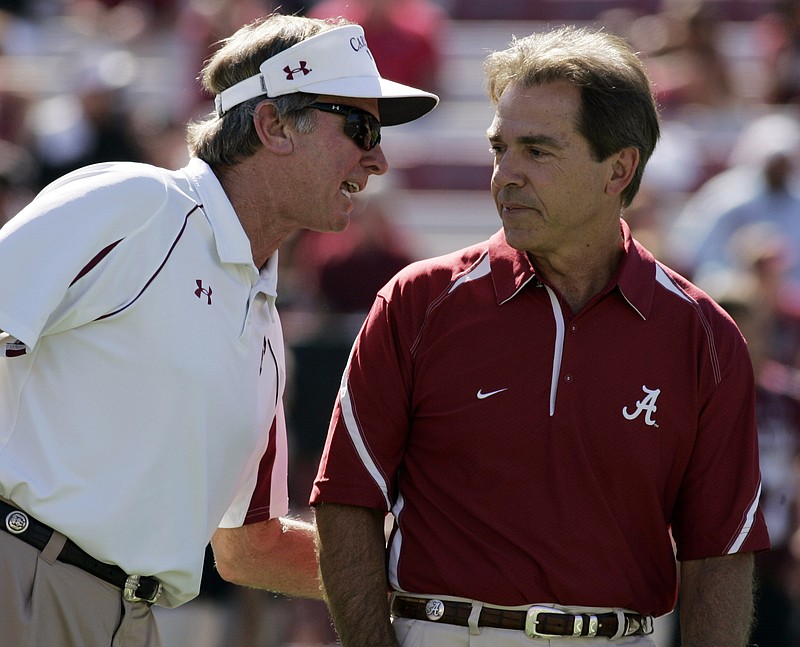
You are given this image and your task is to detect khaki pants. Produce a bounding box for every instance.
[0,528,163,647]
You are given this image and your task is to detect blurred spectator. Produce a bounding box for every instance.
[25,51,147,189]
[175,0,288,120]
[0,1,25,14]
[89,0,179,16]
[710,270,800,646]
[664,111,800,282]
[690,150,800,283]
[309,0,446,94]
[633,0,736,112]
[61,0,156,44]
[315,198,415,315]
[642,117,705,190]
[0,139,36,227]
[699,221,800,369]
[755,0,800,105]
[0,79,30,148]
[0,1,59,22]
[0,10,37,145]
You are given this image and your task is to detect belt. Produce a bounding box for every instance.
[391,596,654,639]
[0,500,162,604]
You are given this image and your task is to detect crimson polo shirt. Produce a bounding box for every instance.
[311,220,770,616]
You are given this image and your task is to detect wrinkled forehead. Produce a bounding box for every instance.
[488,82,582,134]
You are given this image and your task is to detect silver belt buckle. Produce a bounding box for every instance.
[525,606,565,639]
[123,574,162,604]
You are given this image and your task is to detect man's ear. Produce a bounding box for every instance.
[253,101,295,155]
[605,147,639,198]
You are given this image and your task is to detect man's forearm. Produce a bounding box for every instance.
[315,502,398,647]
[211,516,323,599]
[679,553,755,646]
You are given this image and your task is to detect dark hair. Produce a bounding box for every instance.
[484,25,660,207]
[186,13,352,167]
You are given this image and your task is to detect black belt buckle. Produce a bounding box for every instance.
[123,574,162,604]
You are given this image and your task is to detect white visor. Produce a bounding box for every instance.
[214,24,439,126]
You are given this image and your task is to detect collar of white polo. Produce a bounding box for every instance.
[213,24,438,126]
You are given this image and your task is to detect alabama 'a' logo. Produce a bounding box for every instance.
[622,385,661,427]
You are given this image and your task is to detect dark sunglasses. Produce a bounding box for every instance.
[307,102,382,151]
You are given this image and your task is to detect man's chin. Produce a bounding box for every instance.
[314,214,350,234]
[329,214,350,233]
[501,226,532,252]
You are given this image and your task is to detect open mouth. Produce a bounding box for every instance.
[340,181,360,197]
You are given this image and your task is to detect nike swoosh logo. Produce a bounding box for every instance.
[476,388,508,400]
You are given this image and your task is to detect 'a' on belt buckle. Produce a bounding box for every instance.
[424,599,445,621]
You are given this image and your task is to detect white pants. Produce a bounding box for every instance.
[394,617,658,646]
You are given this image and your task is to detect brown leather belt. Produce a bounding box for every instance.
[391,595,653,639]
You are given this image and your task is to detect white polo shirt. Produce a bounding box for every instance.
[0,158,289,607]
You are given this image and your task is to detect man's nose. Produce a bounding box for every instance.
[364,144,389,176]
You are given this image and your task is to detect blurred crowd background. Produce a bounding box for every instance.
[2,0,800,645]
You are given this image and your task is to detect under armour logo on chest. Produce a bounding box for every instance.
[195,280,212,305]
[284,61,311,80]
[622,385,661,427]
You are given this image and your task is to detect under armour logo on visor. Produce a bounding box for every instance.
[195,280,212,305]
[283,61,311,80]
